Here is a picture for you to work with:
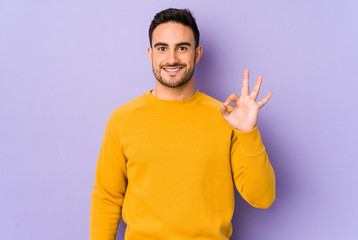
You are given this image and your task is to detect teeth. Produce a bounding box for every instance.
[164,68,181,72]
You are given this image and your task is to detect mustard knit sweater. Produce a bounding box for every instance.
[90,90,275,240]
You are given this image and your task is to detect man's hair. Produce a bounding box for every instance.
[149,8,200,48]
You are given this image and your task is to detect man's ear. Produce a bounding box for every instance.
[148,47,153,64]
[194,45,203,64]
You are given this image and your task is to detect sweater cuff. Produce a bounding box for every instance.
[233,125,265,156]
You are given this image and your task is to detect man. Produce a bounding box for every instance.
[90,8,275,240]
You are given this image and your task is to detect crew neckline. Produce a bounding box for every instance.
[144,89,201,108]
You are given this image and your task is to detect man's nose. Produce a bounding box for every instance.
[166,49,179,65]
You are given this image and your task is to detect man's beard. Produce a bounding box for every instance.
[152,63,195,88]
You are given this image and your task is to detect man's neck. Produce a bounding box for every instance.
[152,81,196,101]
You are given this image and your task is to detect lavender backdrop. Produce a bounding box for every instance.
[1,0,357,239]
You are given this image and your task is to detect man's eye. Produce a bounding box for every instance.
[158,47,166,51]
[178,47,187,51]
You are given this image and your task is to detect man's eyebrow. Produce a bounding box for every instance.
[153,42,192,48]
[176,42,191,47]
[153,42,169,48]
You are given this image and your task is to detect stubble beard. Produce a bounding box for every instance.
[152,63,195,89]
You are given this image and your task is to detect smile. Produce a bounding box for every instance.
[162,67,183,73]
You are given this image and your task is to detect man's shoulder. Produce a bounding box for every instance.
[107,93,148,124]
[198,92,224,110]
[116,94,147,112]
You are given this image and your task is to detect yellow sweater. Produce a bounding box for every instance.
[90,90,275,240]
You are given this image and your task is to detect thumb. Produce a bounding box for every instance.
[220,103,229,120]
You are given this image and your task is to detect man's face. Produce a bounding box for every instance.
[148,22,202,88]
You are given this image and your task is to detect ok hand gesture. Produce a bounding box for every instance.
[220,69,272,132]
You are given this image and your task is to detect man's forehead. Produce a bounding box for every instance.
[152,22,195,45]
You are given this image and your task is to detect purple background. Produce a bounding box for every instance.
[1,0,357,239]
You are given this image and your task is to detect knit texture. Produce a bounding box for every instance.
[90,90,275,240]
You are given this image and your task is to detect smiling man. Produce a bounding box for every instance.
[90,8,275,240]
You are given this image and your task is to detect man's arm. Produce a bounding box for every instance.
[90,112,127,240]
[230,127,275,208]
[220,68,275,208]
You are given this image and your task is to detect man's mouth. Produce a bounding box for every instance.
[162,66,184,74]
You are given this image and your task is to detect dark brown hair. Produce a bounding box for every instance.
[149,8,200,48]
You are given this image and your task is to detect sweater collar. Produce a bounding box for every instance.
[144,89,201,108]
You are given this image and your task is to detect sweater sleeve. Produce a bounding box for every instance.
[230,126,276,209]
[90,113,128,239]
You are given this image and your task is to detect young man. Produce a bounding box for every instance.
[90,8,275,240]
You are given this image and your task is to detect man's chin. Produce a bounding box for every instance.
[158,78,188,89]
[161,82,184,89]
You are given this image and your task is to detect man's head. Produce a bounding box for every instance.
[149,8,200,48]
[148,9,203,89]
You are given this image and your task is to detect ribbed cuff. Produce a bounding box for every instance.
[233,126,266,156]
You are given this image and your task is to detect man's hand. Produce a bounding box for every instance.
[220,68,272,132]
